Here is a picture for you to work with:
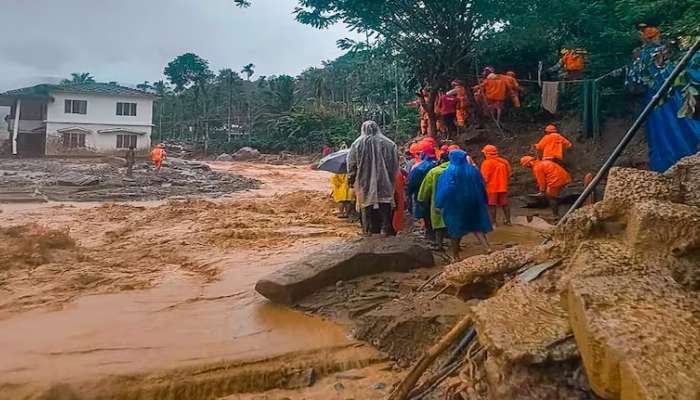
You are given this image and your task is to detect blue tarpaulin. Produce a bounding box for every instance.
[645,87,700,172]
[628,46,700,172]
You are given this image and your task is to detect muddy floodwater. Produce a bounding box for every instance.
[0,161,544,399]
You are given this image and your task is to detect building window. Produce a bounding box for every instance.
[64,99,87,114]
[62,131,86,148]
[116,102,137,116]
[116,134,138,149]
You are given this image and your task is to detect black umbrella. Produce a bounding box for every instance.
[317,149,350,174]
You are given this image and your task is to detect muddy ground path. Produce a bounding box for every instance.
[0,161,546,400]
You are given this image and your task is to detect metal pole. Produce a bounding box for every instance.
[559,36,700,224]
[12,98,21,156]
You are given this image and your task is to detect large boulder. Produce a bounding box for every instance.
[255,236,434,304]
[232,147,261,161]
[215,153,233,162]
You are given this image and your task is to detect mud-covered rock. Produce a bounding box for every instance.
[603,167,682,205]
[352,295,471,362]
[233,147,262,161]
[216,153,233,162]
[255,236,434,304]
[441,246,531,287]
[56,173,101,186]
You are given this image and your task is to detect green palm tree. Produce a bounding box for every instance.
[61,72,95,84]
[241,63,255,81]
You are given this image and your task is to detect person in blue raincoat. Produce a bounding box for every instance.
[436,149,493,259]
[406,143,438,240]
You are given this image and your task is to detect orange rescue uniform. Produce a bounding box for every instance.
[481,154,512,194]
[535,132,572,161]
[562,52,585,72]
[449,84,469,127]
[150,147,166,169]
[482,77,508,102]
[500,74,521,108]
[532,160,571,198]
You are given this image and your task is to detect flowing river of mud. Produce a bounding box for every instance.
[0,161,544,400]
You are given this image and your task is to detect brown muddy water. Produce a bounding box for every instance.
[0,161,545,399]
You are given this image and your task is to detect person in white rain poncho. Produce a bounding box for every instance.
[347,121,400,235]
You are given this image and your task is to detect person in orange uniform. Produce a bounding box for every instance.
[392,169,406,235]
[448,79,469,130]
[559,48,586,81]
[638,23,661,44]
[500,71,521,108]
[520,156,572,219]
[150,143,167,173]
[481,72,508,124]
[480,145,512,225]
[534,124,572,163]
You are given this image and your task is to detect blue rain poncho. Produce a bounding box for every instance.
[435,150,493,238]
[406,154,438,218]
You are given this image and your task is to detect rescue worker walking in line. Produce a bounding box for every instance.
[480,145,512,226]
[447,79,469,132]
[480,71,508,125]
[534,124,573,163]
[150,143,167,174]
[500,71,522,109]
[520,156,572,219]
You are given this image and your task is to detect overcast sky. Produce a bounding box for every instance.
[0,0,357,92]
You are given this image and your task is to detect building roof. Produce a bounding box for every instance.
[0,82,156,106]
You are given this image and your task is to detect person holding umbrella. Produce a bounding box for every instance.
[347,121,400,235]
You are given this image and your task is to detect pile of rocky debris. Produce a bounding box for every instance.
[407,152,700,400]
[0,157,259,202]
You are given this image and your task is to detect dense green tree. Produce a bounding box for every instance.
[164,53,213,92]
[236,0,508,136]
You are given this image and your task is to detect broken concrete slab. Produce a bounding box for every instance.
[255,236,434,304]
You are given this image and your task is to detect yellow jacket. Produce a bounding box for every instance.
[330,174,354,202]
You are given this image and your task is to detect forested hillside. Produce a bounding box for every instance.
[132,0,698,154]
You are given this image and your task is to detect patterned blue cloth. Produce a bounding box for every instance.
[435,150,493,238]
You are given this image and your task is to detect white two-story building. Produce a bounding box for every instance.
[0,83,157,157]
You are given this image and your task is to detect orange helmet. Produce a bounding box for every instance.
[421,140,436,157]
[482,144,498,156]
[448,144,461,152]
[545,124,558,133]
[409,143,421,155]
[520,156,535,168]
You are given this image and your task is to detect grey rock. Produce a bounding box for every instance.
[232,146,261,161]
[215,153,233,161]
[255,236,434,304]
[372,382,387,390]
